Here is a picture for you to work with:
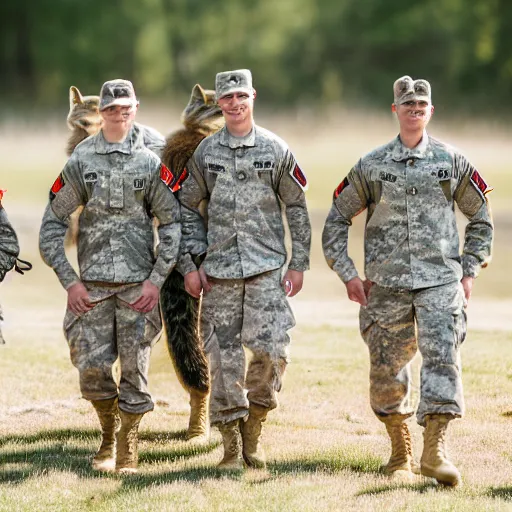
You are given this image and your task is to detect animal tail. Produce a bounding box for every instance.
[160,269,210,394]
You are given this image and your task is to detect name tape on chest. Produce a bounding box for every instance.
[49,173,65,201]
[290,163,308,191]
[470,169,493,198]
[84,171,98,183]
[160,163,188,192]
[379,171,397,183]
[333,177,349,199]
[207,163,226,173]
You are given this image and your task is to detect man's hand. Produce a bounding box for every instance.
[130,280,160,313]
[461,276,474,305]
[345,276,368,306]
[184,267,212,298]
[282,269,304,297]
[184,270,202,298]
[67,282,94,315]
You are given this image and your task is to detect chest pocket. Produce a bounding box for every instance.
[431,165,454,203]
[252,159,276,190]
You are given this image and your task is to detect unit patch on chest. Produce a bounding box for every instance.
[133,178,145,190]
[254,160,275,170]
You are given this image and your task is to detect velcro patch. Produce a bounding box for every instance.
[133,178,145,190]
[207,163,225,173]
[470,169,492,197]
[334,177,349,199]
[254,160,275,170]
[379,171,397,183]
[50,173,65,201]
[84,171,98,183]
[290,163,308,191]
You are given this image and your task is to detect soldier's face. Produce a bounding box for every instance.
[218,91,255,127]
[393,100,434,131]
[100,104,137,130]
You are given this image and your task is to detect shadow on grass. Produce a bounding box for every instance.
[486,487,512,501]
[267,449,382,477]
[0,428,218,486]
[356,481,437,496]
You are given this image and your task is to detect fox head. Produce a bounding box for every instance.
[181,84,224,136]
[67,86,103,136]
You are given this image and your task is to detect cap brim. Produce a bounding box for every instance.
[216,87,253,100]
[398,95,431,105]
[100,98,137,111]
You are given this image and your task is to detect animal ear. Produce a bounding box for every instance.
[69,86,84,108]
[190,84,207,104]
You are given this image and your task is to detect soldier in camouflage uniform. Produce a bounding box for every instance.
[39,79,181,474]
[0,191,20,345]
[322,76,493,486]
[179,69,311,470]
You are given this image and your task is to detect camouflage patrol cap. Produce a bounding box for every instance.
[393,76,431,105]
[99,79,138,111]
[215,69,253,99]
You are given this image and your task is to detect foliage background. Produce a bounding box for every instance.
[2,0,512,114]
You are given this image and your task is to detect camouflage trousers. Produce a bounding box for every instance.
[201,269,295,426]
[359,281,466,426]
[63,282,162,414]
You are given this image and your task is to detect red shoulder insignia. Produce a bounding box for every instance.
[172,167,189,192]
[290,163,308,191]
[160,163,189,193]
[470,169,493,198]
[334,177,349,199]
[49,173,65,201]
[160,163,175,187]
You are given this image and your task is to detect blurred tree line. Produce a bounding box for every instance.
[1,0,511,113]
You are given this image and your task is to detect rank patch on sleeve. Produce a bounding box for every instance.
[172,167,189,192]
[160,163,188,193]
[334,177,349,199]
[290,163,308,191]
[470,169,492,197]
[49,173,65,201]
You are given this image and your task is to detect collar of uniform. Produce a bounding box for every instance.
[219,125,256,149]
[95,126,134,155]
[391,131,429,161]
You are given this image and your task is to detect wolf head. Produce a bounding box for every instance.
[67,86,103,136]
[181,84,224,136]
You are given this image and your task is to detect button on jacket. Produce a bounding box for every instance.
[179,125,311,279]
[322,133,493,290]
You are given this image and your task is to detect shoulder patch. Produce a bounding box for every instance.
[49,173,65,201]
[470,169,492,198]
[334,177,349,199]
[290,163,308,191]
[160,163,188,193]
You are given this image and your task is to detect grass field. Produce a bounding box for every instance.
[0,109,511,511]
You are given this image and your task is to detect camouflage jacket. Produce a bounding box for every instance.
[39,125,181,289]
[178,125,311,278]
[0,208,19,282]
[322,133,493,290]
[131,122,166,157]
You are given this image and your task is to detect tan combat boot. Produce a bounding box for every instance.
[382,414,419,481]
[420,414,462,487]
[241,404,268,469]
[217,420,244,470]
[186,389,209,442]
[116,410,144,474]
[91,397,120,472]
